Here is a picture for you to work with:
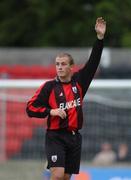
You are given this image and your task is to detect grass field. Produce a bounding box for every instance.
[0,160,45,180]
[1,160,131,180]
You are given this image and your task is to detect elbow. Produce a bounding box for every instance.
[26,107,33,118]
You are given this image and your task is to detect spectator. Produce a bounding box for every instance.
[117,143,130,162]
[92,142,117,166]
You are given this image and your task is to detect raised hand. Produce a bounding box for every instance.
[95,17,106,40]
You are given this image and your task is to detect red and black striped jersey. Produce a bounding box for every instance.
[26,39,103,131]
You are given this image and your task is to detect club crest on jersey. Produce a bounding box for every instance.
[72,86,77,93]
[51,155,57,162]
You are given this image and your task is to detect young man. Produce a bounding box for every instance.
[26,17,106,180]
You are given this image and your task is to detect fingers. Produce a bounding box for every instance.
[96,17,106,25]
[58,109,67,119]
[50,108,67,119]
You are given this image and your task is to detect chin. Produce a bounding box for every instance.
[58,73,65,77]
[59,75,66,78]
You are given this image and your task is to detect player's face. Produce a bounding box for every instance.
[55,56,72,80]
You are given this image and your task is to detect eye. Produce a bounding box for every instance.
[55,62,68,66]
[55,62,59,66]
[61,62,67,66]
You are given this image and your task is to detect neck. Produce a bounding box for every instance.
[58,76,72,83]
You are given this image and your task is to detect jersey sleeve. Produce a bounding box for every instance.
[26,81,52,118]
[77,39,103,96]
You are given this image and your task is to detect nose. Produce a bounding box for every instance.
[58,64,62,69]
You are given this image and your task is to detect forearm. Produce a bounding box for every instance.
[86,38,103,72]
[78,38,103,94]
[26,101,51,118]
[26,81,52,118]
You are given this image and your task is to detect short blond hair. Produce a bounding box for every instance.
[56,53,74,65]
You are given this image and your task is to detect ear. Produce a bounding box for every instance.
[70,64,74,70]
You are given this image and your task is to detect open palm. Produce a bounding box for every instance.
[95,17,106,38]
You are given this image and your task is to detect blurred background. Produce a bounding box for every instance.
[0,0,131,180]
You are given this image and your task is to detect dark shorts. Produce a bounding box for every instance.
[45,129,82,174]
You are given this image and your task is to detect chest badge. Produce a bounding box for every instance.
[72,86,77,93]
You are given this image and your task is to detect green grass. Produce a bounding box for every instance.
[1,160,131,180]
[0,160,46,180]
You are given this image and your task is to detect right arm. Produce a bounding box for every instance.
[26,81,67,119]
[26,82,51,118]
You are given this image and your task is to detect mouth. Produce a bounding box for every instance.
[58,71,64,73]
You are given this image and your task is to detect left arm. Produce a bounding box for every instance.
[77,17,106,96]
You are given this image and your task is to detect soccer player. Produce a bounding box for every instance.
[26,17,106,180]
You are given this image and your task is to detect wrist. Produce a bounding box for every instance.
[97,33,104,40]
[50,109,53,116]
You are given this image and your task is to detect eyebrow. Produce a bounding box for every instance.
[55,61,69,65]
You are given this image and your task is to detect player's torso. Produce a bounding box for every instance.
[47,81,83,130]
